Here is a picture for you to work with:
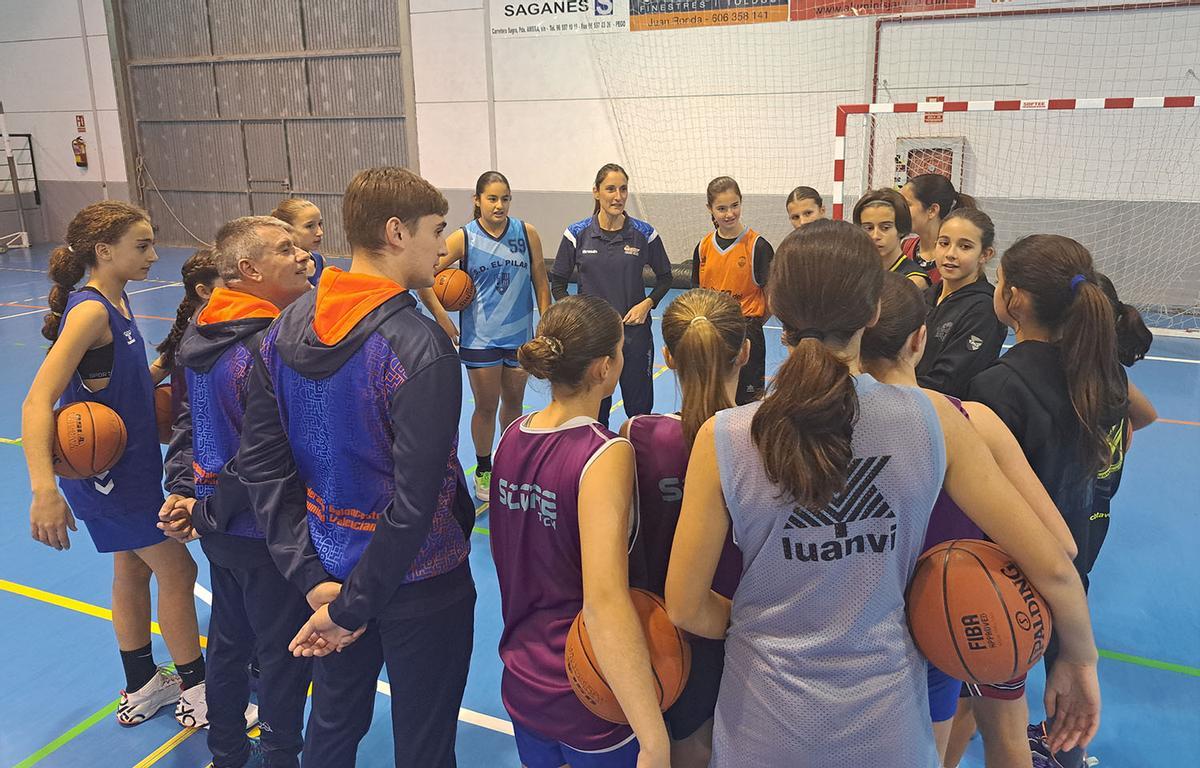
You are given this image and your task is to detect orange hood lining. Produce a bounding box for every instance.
[197,287,280,325]
[312,267,407,345]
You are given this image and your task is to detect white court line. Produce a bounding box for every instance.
[193,581,515,736]
[0,282,182,320]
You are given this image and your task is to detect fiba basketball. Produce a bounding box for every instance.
[907,539,1053,685]
[565,588,691,724]
[154,383,173,444]
[433,268,475,312]
[52,401,127,480]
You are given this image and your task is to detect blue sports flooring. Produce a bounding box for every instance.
[0,245,1196,767]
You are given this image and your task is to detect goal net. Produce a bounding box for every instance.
[586,2,1200,330]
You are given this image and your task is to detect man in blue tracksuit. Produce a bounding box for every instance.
[161,215,314,767]
[237,168,476,767]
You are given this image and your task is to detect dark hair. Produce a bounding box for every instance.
[343,167,448,252]
[786,186,823,208]
[940,208,996,283]
[860,272,927,363]
[706,176,742,229]
[473,171,511,220]
[852,188,912,237]
[1096,273,1152,367]
[752,220,884,508]
[592,163,628,216]
[906,174,977,219]
[157,249,220,369]
[1000,235,1126,472]
[661,289,747,448]
[519,295,622,389]
[44,201,150,342]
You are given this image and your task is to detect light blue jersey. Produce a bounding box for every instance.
[460,217,535,351]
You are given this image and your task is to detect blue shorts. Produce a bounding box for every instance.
[513,723,639,768]
[927,662,962,723]
[460,347,519,369]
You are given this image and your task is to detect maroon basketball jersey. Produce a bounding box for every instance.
[489,414,635,750]
[923,396,984,551]
[626,413,742,599]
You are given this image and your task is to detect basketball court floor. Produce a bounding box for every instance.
[1,245,1196,767]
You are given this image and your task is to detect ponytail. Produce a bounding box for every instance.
[156,249,220,369]
[43,246,89,342]
[43,201,149,343]
[1096,273,1152,367]
[518,295,622,389]
[751,220,882,508]
[906,174,973,219]
[1001,235,1125,473]
[472,171,510,221]
[661,289,746,449]
[955,192,977,210]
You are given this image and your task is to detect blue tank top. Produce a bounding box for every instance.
[57,289,165,520]
[459,217,535,350]
[308,251,325,287]
[710,374,944,768]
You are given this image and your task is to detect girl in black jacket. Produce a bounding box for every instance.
[916,208,1007,398]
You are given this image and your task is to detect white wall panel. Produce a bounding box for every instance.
[0,0,83,42]
[98,109,127,183]
[5,111,102,183]
[0,38,92,112]
[495,99,625,192]
[411,0,483,12]
[87,34,118,111]
[416,101,492,189]
[82,0,108,36]
[411,9,488,103]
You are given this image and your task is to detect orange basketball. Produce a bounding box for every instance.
[154,384,174,444]
[907,539,1053,685]
[52,402,127,480]
[565,588,691,724]
[432,268,475,312]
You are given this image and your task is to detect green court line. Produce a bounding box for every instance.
[1099,648,1200,677]
[13,698,120,767]
[473,526,490,536]
[1,436,22,445]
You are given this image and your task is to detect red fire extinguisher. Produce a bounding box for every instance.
[72,136,88,168]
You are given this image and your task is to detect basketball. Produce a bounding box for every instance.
[433,268,475,312]
[52,402,127,480]
[154,384,174,444]
[907,539,1053,685]
[564,588,691,724]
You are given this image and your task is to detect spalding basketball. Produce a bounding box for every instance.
[154,383,173,444]
[907,539,1053,685]
[52,401,127,480]
[432,269,475,312]
[565,588,691,724]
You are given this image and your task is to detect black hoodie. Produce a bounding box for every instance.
[916,276,1007,399]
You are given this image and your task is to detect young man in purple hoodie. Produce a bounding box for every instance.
[237,167,476,767]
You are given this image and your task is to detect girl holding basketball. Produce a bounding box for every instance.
[915,208,1007,399]
[664,220,1100,767]
[968,237,1129,768]
[691,176,774,404]
[271,197,325,285]
[860,272,1076,763]
[153,249,221,426]
[490,295,669,768]
[901,174,977,282]
[551,164,675,428]
[22,202,206,727]
[622,288,747,767]
[854,188,932,289]
[427,171,551,502]
[785,186,825,230]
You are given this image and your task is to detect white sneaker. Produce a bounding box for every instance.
[175,682,260,731]
[117,667,181,727]
[175,681,208,728]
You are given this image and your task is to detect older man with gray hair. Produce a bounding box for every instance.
[159,214,312,768]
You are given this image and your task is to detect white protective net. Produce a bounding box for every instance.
[588,2,1200,330]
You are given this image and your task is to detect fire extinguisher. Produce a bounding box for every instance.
[72,136,88,168]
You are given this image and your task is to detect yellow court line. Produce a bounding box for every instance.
[0,579,207,648]
[130,727,199,767]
